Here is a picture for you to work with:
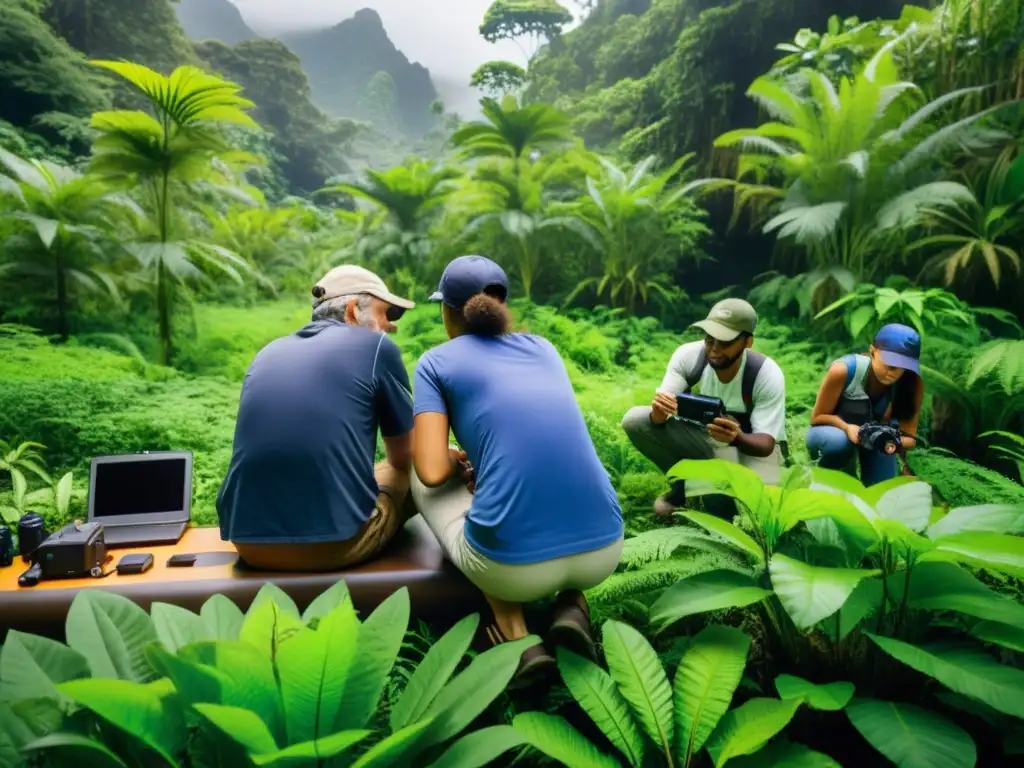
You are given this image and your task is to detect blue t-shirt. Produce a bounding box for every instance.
[217,320,413,544]
[414,333,623,565]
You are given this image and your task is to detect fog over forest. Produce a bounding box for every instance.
[232,0,579,111]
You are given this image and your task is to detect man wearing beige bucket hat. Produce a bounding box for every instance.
[216,265,419,571]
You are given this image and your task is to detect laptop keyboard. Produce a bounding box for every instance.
[103,523,186,547]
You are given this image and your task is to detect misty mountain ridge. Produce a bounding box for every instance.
[174,0,439,137]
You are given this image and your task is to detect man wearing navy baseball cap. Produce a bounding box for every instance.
[807,323,926,485]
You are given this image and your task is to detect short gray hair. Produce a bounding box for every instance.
[312,293,372,323]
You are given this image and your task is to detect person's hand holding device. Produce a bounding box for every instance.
[450,448,476,493]
[707,416,741,445]
[650,392,678,424]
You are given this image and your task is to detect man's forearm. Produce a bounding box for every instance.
[733,432,777,458]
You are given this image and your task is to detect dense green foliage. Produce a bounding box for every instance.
[0,0,1022,766]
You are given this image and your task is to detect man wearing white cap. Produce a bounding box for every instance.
[216,265,418,571]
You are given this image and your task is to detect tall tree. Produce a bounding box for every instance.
[87,61,263,365]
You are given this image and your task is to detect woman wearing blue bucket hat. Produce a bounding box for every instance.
[806,323,926,486]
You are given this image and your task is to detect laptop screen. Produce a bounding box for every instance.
[92,457,188,518]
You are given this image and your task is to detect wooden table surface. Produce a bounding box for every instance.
[0,519,479,638]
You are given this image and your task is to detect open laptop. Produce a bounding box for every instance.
[87,451,193,548]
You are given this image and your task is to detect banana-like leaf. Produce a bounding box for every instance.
[674,625,751,764]
[390,613,478,732]
[0,631,91,704]
[970,621,1024,653]
[426,725,525,768]
[904,561,1024,629]
[925,531,1024,579]
[865,633,1024,718]
[65,590,159,682]
[557,648,644,767]
[926,504,1024,539]
[151,603,206,654]
[21,732,128,767]
[680,512,764,563]
[512,712,620,768]
[649,570,773,633]
[705,697,801,767]
[846,697,976,768]
[603,620,675,758]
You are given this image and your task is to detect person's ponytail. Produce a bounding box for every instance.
[463,292,511,336]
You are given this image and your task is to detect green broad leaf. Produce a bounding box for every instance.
[194,702,279,755]
[927,531,1024,578]
[251,728,371,765]
[602,619,674,757]
[557,648,644,767]
[846,697,976,768]
[426,724,526,768]
[239,599,306,659]
[22,732,128,766]
[872,481,933,532]
[1,701,38,768]
[926,504,1024,539]
[649,570,773,633]
[512,712,620,768]
[349,718,434,768]
[674,625,751,764]
[864,633,1024,718]
[335,588,410,731]
[705,697,802,767]
[277,598,358,745]
[54,472,73,516]
[247,582,300,619]
[151,603,207,653]
[727,739,841,767]
[778,488,879,552]
[810,468,868,496]
[0,631,91,703]
[774,675,854,710]
[58,678,186,764]
[680,511,764,563]
[769,554,881,630]
[970,621,1024,652]
[65,590,159,681]
[200,594,244,640]
[669,459,768,519]
[178,640,283,740]
[391,613,478,732]
[300,579,351,624]
[145,643,225,706]
[422,634,540,747]
[905,561,1024,629]
[833,578,883,640]
[18,213,59,250]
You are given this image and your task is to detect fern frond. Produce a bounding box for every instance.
[619,527,724,569]
[587,551,752,607]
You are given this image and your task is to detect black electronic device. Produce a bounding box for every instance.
[167,553,197,567]
[675,392,728,425]
[18,512,47,563]
[32,522,107,581]
[1,526,13,567]
[858,422,902,455]
[116,553,154,575]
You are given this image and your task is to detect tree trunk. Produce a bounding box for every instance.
[157,262,172,366]
[55,251,68,341]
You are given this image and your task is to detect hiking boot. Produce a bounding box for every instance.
[485,623,556,690]
[654,481,686,518]
[547,590,597,662]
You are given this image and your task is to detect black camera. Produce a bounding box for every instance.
[859,422,902,455]
[676,393,727,425]
[18,522,107,587]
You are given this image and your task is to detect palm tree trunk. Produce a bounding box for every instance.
[157,169,173,366]
[55,250,68,341]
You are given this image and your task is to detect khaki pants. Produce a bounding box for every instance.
[235,461,412,572]
[621,406,783,492]
[410,469,623,604]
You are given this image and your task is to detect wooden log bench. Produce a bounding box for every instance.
[0,517,483,641]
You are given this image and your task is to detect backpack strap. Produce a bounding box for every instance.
[841,354,858,394]
[741,351,767,412]
[684,346,707,390]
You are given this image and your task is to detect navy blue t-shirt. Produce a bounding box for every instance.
[217,320,413,544]
[414,333,623,565]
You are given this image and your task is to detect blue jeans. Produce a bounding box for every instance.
[805,426,897,487]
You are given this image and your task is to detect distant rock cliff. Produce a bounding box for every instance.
[281,8,439,137]
[176,0,257,46]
